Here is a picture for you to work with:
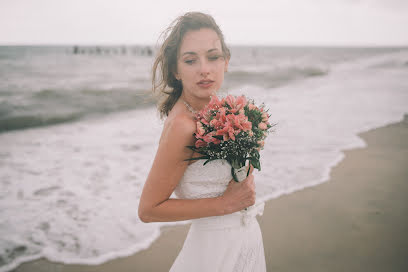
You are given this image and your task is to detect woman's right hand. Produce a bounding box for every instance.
[219,173,256,214]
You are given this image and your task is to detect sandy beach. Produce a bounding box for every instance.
[12,114,408,272]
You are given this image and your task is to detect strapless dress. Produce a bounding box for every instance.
[169,159,266,272]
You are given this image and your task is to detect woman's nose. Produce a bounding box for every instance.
[199,59,210,75]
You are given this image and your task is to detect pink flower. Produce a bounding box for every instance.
[240,118,252,132]
[197,131,221,145]
[196,122,205,136]
[216,122,236,141]
[195,139,207,148]
[262,112,269,122]
[235,95,247,110]
[233,114,252,132]
[202,134,214,143]
[224,95,247,112]
[210,118,218,128]
[209,95,222,109]
[216,107,227,123]
[248,103,257,110]
[225,95,235,108]
[201,118,209,126]
[212,138,221,145]
[257,140,265,147]
[258,122,267,130]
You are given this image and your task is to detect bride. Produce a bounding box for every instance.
[138,11,266,271]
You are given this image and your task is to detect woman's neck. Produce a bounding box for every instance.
[180,94,212,112]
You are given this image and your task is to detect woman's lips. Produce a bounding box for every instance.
[197,80,214,88]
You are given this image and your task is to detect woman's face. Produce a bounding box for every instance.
[175,28,229,100]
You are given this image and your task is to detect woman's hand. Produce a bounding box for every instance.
[219,173,256,214]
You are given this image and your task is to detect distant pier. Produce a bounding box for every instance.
[71,45,153,56]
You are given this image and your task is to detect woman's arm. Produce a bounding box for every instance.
[138,115,227,223]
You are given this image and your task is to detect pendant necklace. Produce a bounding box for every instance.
[181,99,197,115]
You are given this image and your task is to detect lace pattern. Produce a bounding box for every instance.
[174,159,232,199]
[232,221,266,272]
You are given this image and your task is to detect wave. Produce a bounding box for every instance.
[224,64,329,89]
[0,63,329,133]
[0,113,82,132]
[368,58,408,69]
[334,48,408,71]
[0,88,155,133]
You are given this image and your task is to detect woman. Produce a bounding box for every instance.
[138,12,266,271]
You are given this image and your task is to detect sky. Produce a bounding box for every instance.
[0,0,407,46]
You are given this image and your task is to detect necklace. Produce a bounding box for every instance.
[181,99,197,115]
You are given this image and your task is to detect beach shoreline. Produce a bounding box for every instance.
[11,114,408,272]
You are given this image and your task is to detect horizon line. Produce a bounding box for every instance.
[1,42,408,49]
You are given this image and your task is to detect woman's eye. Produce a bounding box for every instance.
[208,55,221,61]
[184,59,196,64]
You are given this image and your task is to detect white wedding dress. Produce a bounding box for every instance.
[169,159,266,272]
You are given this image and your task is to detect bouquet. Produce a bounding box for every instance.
[185,95,275,182]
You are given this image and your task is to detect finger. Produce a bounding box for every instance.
[251,181,256,191]
[244,174,252,182]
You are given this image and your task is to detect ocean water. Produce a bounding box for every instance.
[0,45,407,271]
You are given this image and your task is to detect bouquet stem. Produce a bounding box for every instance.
[232,165,251,211]
[232,164,250,182]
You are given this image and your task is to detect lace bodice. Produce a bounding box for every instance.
[174,158,265,229]
[174,159,232,199]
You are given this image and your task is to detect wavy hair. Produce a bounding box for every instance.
[151,12,231,118]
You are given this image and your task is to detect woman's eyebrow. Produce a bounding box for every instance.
[181,51,197,57]
[207,48,220,53]
[181,48,220,57]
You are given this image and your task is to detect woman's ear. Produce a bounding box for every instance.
[173,71,180,81]
[224,58,229,73]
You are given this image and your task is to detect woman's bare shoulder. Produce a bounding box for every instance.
[161,112,196,144]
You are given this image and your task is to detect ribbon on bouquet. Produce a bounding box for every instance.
[240,201,265,226]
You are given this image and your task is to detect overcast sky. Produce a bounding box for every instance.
[1,0,407,46]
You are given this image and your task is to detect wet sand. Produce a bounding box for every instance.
[12,114,408,272]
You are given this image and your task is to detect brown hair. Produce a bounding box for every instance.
[151,11,231,118]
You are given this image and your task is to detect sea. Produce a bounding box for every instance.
[0,45,407,271]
